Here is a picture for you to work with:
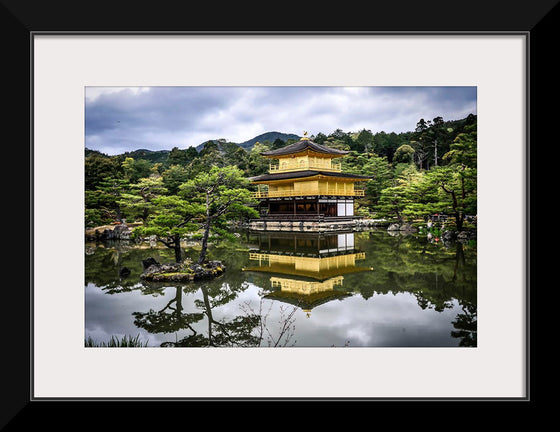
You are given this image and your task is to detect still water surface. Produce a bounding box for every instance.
[85,229,476,347]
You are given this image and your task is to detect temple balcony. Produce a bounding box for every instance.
[269,161,342,173]
[251,189,364,199]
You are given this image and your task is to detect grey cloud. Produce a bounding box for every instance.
[85,86,476,154]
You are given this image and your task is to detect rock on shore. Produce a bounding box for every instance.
[85,223,135,241]
[387,223,417,232]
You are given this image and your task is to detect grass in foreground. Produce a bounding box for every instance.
[85,334,149,347]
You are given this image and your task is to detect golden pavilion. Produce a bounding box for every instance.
[248,133,371,231]
[243,231,373,317]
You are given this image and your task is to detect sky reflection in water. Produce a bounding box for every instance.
[84,229,477,347]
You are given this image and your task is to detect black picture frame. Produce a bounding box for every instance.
[4,0,552,425]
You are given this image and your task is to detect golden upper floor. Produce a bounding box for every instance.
[260,135,349,175]
[270,155,341,173]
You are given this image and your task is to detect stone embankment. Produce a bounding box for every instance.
[85,223,138,241]
[385,222,477,242]
[243,218,389,232]
[387,223,417,232]
[441,229,477,242]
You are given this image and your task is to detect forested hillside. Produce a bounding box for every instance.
[85,114,477,231]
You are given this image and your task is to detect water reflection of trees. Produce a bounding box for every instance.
[308,231,477,346]
[451,302,477,347]
[244,230,477,318]
[132,285,204,336]
[130,280,298,347]
[131,283,261,347]
[85,241,176,294]
[353,231,477,346]
[85,231,477,347]
[347,232,476,309]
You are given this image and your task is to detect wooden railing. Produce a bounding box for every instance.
[251,189,365,198]
[269,162,342,173]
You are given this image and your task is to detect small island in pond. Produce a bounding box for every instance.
[139,257,225,282]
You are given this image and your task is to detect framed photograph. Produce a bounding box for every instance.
[33,33,526,397]
[4,0,550,423]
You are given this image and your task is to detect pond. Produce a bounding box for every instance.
[85,228,477,347]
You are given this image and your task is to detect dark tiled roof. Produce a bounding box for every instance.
[261,139,349,157]
[249,170,372,182]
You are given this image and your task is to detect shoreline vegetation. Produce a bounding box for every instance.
[85,334,149,347]
[85,217,476,243]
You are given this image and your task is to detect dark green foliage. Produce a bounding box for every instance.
[161,165,191,195]
[312,132,328,144]
[352,129,375,152]
[167,147,191,166]
[122,157,152,183]
[271,138,286,149]
[85,151,124,191]
[237,132,300,150]
[393,144,415,164]
[121,149,170,164]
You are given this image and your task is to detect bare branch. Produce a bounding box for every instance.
[176,215,194,228]
[156,236,175,248]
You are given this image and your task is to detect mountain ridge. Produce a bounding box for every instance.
[195,131,300,152]
[85,131,299,158]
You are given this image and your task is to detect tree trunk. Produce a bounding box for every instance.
[452,242,465,282]
[455,212,464,231]
[201,287,214,346]
[142,191,149,222]
[198,191,212,265]
[198,222,211,265]
[395,202,403,223]
[173,234,182,263]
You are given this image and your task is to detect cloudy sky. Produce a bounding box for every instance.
[85,86,476,155]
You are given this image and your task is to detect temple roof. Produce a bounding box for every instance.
[260,139,349,157]
[249,170,371,182]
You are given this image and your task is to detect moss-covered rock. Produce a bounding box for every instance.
[140,258,226,282]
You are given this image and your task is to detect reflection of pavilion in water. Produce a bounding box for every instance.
[243,232,373,316]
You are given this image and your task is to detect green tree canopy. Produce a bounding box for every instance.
[393,144,415,164]
[179,165,258,264]
[161,164,192,195]
[118,176,168,222]
[247,141,271,176]
[122,157,152,183]
[133,194,204,262]
[85,153,123,191]
[352,129,375,153]
[443,124,477,168]
[167,147,186,165]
